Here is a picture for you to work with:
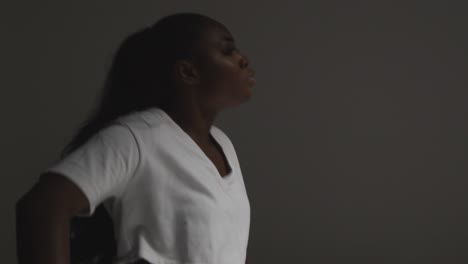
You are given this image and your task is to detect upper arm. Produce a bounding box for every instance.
[17,171,91,217]
[18,123,140,217]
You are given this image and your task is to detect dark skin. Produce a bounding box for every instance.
[161,23,255,176]
[15,23,255,264]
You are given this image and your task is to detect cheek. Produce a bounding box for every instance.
[198,58,245,102]
[204,56,238,78]
[203,64,240,90]
[216,62,243,87]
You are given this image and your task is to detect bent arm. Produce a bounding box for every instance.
[16,172,90,264]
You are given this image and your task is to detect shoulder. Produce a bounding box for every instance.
[98,123,136,145]
[91,123,141,161]
[113,108,171,136]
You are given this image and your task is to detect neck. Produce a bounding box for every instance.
[160,100,218,145]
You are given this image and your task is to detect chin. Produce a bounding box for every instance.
[244,88,253,99]
[238,92,252,105]
[225,96,251,108]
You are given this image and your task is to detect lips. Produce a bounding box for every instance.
[247,75,256,85]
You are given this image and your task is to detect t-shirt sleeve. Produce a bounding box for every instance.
[43,123,140,217]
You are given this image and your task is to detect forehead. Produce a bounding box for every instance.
[201,26,236,47]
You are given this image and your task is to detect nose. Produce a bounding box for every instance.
[239,53,249,69]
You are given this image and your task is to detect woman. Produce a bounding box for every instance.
[16,12,255,264]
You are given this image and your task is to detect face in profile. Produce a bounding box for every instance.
[190,24,256,109]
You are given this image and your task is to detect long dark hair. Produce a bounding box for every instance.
[61,12,220,159]
[66,12,220,264]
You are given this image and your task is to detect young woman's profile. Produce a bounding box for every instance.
[16,12,255,264]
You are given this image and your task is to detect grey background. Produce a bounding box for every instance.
[3,1,468,263]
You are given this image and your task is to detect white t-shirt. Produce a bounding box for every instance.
[44,107,251,264]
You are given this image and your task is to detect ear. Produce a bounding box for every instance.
[172,60,200,85]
